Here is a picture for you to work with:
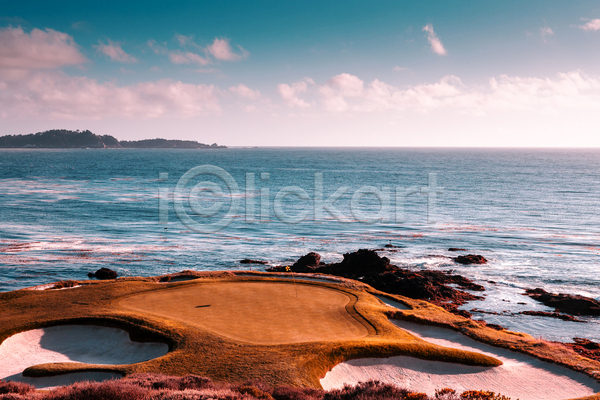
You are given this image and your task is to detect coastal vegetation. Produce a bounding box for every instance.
[0,130,226,149]
[0,376,520,400]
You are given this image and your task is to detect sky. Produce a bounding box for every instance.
[1,0,600,147]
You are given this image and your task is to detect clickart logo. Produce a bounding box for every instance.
[158,165,443,233]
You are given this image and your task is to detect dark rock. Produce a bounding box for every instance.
[292,252,322,272]
[52,280,79,289]
[448,248,466,252]
[561,338,600,361]
[474,319,508,331]
[453,254,487,264]
[333,249,395,275]
[267,252,323,273]
[240,259,268,265]
[470,308,502,315]
[574,337,600,350]
[519,310,587,322]
[525,288,600,316]
[454,309,473,318]
[89,267,118,280]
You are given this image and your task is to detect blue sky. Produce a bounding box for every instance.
[1,1,600,146]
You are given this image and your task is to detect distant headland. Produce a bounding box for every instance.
[0,129,226,149]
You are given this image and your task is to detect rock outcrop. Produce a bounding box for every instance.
[240,259,268,265]
[268,249,485,316]
[562,338,600,361]
[453,254,487,264]
[525,288,600,316]
[88,268,118,280]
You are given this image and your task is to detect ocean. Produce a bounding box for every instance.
[1,148,599,342]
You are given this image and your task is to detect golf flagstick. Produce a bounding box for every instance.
[285,266,298,297]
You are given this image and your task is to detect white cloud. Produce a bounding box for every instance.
[147,39,167,54]
[278,71,600,115]
[169,51,211,66]
[540,26,554,42]
[175,34,193,46]
[148,36,248,65]
[0,27,86,69]
[95,40,137,63]
[392,66,409,72]
[319,73,365,111]
[207,38,249,61]
[485,71,600,111]
[278,81,310,108]
[71,21,91,32]
[229,84,260,99]
[0,71,221,119]
[580,19,600,32]
[422,24,447,56]
[148,39,210,65]
[326,73,364,96]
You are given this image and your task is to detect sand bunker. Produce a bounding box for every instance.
[0,325,169,388]
[374,295,411,310]
[321,320,600,400]
[120,281,369,344]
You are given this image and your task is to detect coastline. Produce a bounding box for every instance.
[0,269,598,400]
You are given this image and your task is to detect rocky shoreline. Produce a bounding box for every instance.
[267,249,485,317]
[266,248,600,356]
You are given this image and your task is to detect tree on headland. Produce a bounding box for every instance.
[0,129,226,149]
[0,129,120,148]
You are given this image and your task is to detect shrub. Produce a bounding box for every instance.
[44,380,146,400]
[145,388,241,400]
[0,375,520,400]
[435,388,459,400]
[0,381,34,395]
[271,386,324,400]
[460,391,512,400]
[237,385,273,400]
[178,376,214,391]
[323,380,413,400]
[0,394,28,400]
[123,374,214,392]
[405,393,428,400]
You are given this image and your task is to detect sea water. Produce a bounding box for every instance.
[1,148,599,342]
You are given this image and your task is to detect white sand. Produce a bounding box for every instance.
[0,325,169,389]
[321,320,600,400]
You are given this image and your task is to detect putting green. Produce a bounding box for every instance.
[119,281,369,344]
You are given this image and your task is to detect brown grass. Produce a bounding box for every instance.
[3,269,600,399]
[1,272,500,388]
